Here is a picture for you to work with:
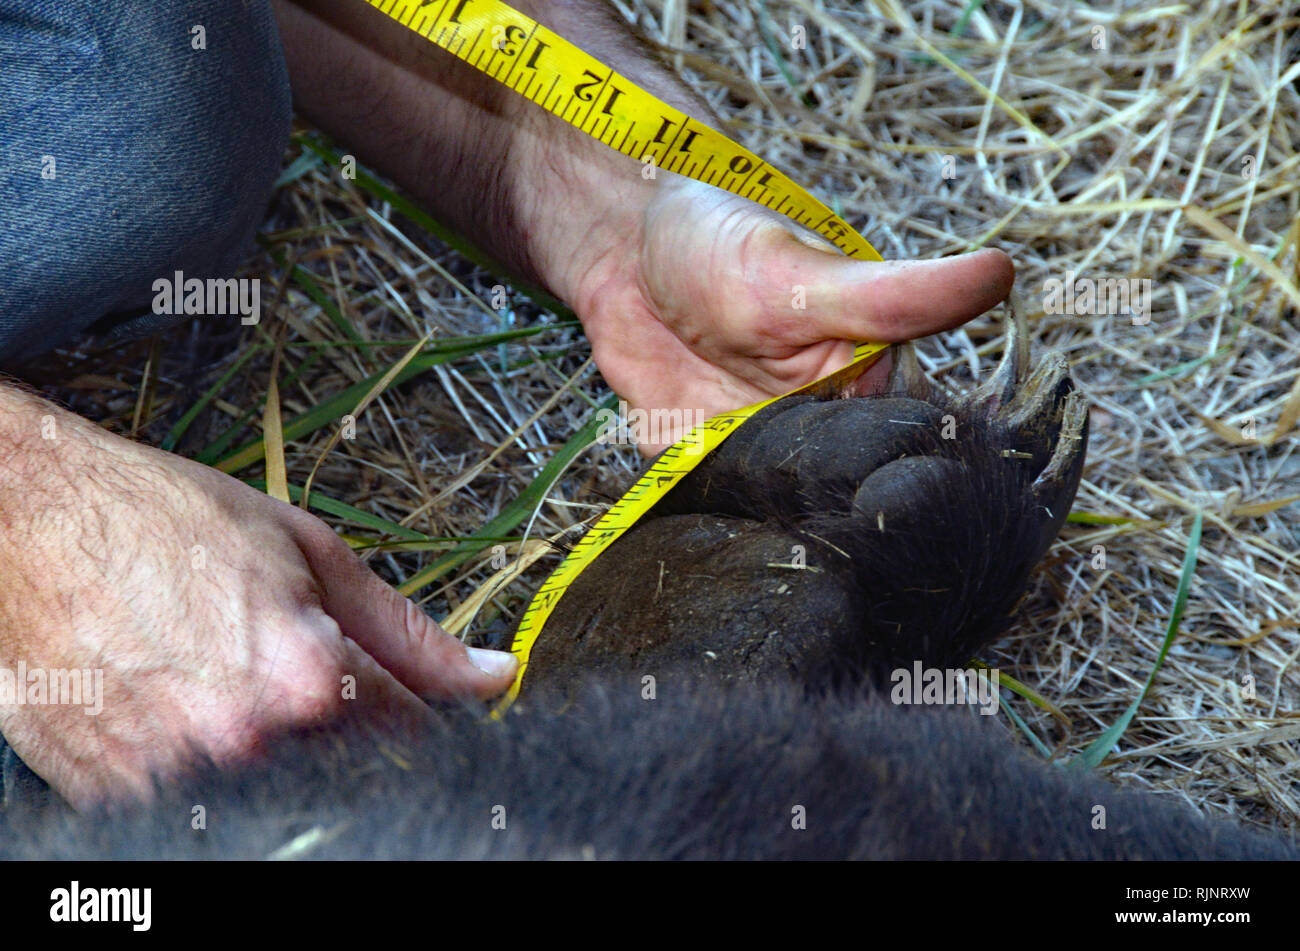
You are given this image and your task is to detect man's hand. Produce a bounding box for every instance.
[0,387,516,808]
[567,175,1013,451]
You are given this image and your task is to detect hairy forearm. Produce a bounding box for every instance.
[271,0,713,301]
[0,384,89,658]
[0,383,80,514]
[0,385,136,559]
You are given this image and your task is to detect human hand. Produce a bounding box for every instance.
[563,175,1014,453]
[0,389,516,807]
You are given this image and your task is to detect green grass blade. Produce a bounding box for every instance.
[212,345,467,474]
[273,149,324,188]
[396,393,619,596]
[998,692,1055,759]
[908,0,982,64]
[192,325,574,464]
[194,344,330,464]
[969,659,1060,756]
[260,243,364,346]
[161,344,266,452]
[245,479,431,540]
[205,326,564,472]
[1134,349,1229,385]
[754,0,813,105]
[971,660,1065,720]
[952,0,985,37]
[1069,512,1204,769]
[346,536,525,553]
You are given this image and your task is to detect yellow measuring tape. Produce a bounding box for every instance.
[361,0,887,706]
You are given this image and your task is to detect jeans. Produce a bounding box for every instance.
[0,0,291,807]
[0,0,291,363]
[0,738,49,811]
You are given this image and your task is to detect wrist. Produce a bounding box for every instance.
[0,386,147,530]
[488,1,717,303]
[0,385,59,483]
[507,122,658,306]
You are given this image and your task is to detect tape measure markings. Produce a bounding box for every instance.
[368,0,878,259]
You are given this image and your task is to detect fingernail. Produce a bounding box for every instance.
[468,647,518,678]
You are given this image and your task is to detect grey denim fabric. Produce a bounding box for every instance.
[0,0,292,363]
[0,0,292,807]
[0,735,51,811]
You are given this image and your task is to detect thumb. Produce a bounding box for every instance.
[295,519,517,701]
[760,238,1015,346]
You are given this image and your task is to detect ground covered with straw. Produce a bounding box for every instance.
[25,0,1300,839]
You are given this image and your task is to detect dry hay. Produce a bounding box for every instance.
[23,0,1300,840]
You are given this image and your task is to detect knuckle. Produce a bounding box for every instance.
[287,508,349,557]
[261,622,349,725]
[401,599,463,665]
[202,719,266,763]
[285,682,345,724]
[283,663,347,723]
[399,596,436,644]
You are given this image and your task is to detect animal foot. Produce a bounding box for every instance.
[526,301,1088,690]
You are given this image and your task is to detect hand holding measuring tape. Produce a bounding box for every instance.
[360,0,993,707]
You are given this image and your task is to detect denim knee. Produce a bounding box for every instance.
[0,0,292,363]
